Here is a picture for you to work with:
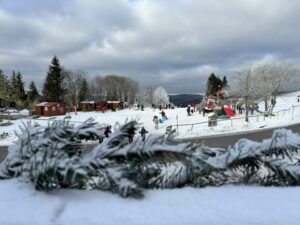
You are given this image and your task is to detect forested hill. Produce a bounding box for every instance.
[169,94,203,107]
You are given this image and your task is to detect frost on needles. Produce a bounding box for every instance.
[0,119,300,198]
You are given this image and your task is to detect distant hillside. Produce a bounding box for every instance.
[169,94,203,107]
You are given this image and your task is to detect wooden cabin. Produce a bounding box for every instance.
[35,102,66,117]
[96,101,107,112]
[106,101,123,111]
[80,101,95,112]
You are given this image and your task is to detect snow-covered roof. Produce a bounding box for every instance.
[107,101,121,104]
[80,101,95,104]
[36,102,48,106]
[36,102,64,107]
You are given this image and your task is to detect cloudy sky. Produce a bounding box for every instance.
[0,0,299,93]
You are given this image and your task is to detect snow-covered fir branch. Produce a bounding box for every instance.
[0,119,300,198]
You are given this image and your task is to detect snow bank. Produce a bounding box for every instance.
[0,179,299,225]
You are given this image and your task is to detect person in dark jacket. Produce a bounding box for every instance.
[104,125,112,138]
[187,106,191,116]
[139,126,148,141]
[160,110,168,120]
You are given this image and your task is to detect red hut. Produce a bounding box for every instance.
[96,101,107,112]
[35,102,66,117]
[80,101,95,112]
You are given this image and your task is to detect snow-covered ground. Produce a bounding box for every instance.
[0,92,300,225]
[0,91,300,146]
[1,179,300,225]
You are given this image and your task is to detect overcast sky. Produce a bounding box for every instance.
[0,0,299,93]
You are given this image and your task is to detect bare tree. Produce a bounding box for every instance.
[232,67,258,122]
[100,75,138,104]
[89,76,104,101]
[252,59,297,112]
[153,86,170,106]
[141,87,154,105]
[63,69,87,107]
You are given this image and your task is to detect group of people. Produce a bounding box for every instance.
[153,110,168,129]
[99,125,149,143]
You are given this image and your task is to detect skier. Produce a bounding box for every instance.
[153,115,159,129]
[139,126,148,141]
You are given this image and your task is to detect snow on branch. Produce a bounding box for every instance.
[1,119,300,198]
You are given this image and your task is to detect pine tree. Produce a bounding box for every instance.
[9,71,26,105]
[0,69,10,106]
[16,71,26,102]
[222,76,228,88]
[27,81,39,103]
[9,71,18,103]
[78,78,89,102]
[42,56,64,102]
[205,73,223,96]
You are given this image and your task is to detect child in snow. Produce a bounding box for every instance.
[153,115,159,129]
[160,110,168,120]
[139,126,148,141]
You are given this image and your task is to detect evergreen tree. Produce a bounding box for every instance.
[222,75,228,88]
[205,73,223,96]
[0,69,10,106]
[9,71,26,105]
[16,71,26,101]
[27,81,39,103]
[42,56,64,102]
[9,71,18,103]
[78,78,89,102]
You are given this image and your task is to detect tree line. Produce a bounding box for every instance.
[0,69,39,108]
[0,56,140,108]
[43,56,141,107]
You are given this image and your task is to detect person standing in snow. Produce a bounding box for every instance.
[153,115,159,129]
[139,126,148,141]
[104,125,112,138]
[187,105,191,116]
[160,110,168,120]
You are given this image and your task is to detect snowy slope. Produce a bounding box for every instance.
[0,179,299,225]
[0,91,300,146]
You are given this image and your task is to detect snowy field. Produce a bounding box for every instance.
[0,92,300,225]
[1,179,300,225]
[1,91,300,146]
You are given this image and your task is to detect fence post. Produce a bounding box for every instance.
[176,115,179,135]
[292,106,295,120]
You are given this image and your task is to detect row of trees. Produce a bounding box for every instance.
[1,56,170,109]
[43,56,169,107]
[0,70,39,107]
[232,59,297,122]
[42,56,140,107]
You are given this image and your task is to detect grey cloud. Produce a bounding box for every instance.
[0,0,300,93]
